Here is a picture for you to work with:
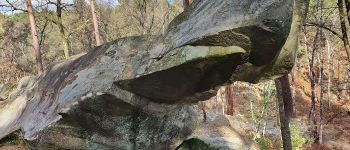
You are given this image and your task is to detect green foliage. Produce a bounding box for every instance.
[10,12,29,24]
[291,125,308,150]
[247,81,277,133]
[255,137,273,150]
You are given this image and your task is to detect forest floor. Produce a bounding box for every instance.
[194,71,350,150]
[291,69,350,150]
[293,84,350,149]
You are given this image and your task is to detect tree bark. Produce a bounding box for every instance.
[199,102,207,122]
[25,0,43,74]
[319,67,324,144]
[225,85,234,115]
[90,0,101,46]
[326,37,332,110]
[275,75,293,150]
[56,0,70,59]
[338,0,350,62]
[183,0,192,11]
[344,0,350,25]
[310,30,319,140]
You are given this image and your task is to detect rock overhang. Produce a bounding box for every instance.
[0,1,307,148]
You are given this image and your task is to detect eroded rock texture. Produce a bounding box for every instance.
[0,0,309,149]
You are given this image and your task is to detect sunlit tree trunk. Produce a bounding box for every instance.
[234,82,240,115]
[90,0,102,46]
[319,67,324,144]
[57,0,70,59]
[275,75,293,150]
[326,37,332,110]
[25,0,43,74]
[221,89,225,115]
[318,1,325,143]
[225,85,234,115]
[216,87,225,115]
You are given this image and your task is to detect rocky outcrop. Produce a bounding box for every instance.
[177,114,260,150]
[33,105,198,150]
[0,0,309,149]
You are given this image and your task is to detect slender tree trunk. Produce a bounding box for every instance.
[234,82,240,115]
[326,37,332,110]
[338,0,350,62]
[183,0,192,11]
[200,102,207,122]
[306,26,320,140]
[319,67,324,144]
[57,0,70,59]
[225,85,234,115]
[25,0,43,74]
[344,0,350,25]
[248,85,257,127]
[304,25,320,141]
[90,0,101,46]
[336,60,341,100]
[318,28,325,144]
[275,75,293,150]
[221,89,225,115]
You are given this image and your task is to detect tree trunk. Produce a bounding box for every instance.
[183,0,192,11]
[25,0,43,74]
[234,82,240,115]
[344,0,350,25]
[57,0,70,59]
[305,25,319,140]
[326,37,332,110]
[319,67,324,144]
[221,88,225,115]
[275,75,293,150]
[338,0,350,62]
[225,85,234,115]
[90,0,101,46]
[200,102,207,122]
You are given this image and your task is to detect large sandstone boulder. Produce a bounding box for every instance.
[0,0,309,149]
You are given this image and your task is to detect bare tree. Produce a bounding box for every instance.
[56,0,71,59]
[37,0,73,59]
[326,37,332,110]
[275,75,293,150]
[305,27,319,140]
[25,0,44,73]
[90,0,101,46]
[319,66,324,144]
[344,0,350,26]
[225,85,234,115]
[338,0,350,62]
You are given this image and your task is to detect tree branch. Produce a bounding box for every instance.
[305,22,343,39]
[2,0,27,12]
